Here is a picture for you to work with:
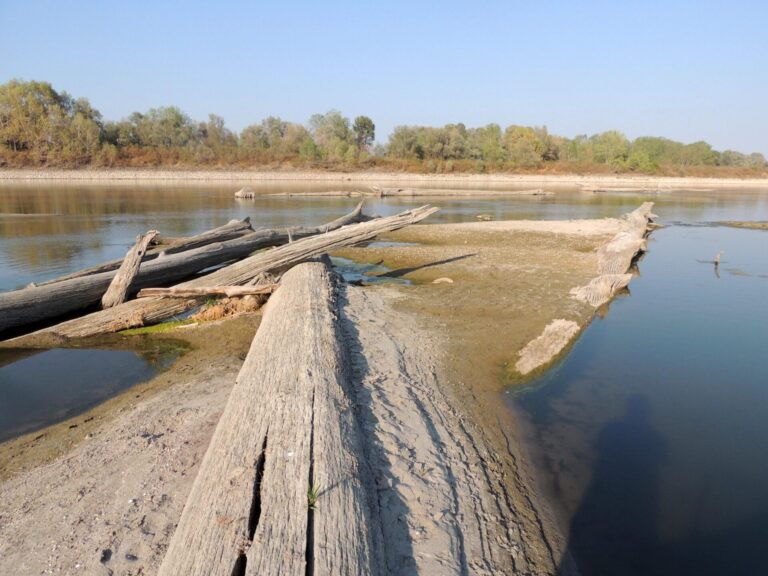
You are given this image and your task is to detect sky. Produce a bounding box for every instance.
[1,0,767,154]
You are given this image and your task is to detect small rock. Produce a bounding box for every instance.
[100,549,112,564]
[125,553,138,562]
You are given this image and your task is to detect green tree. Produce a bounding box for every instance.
[309,110,352,160]
[352,116,375,152]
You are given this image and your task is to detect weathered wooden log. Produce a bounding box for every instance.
[0,204,367,335]
[158,262,382,576]
[234,186,256,198]
[570,273,633,307]
[596,202,655,275]
[516,319,581,375]
[38,218,254,285]
[4,205,438,343]
[136,285,278,298]
[101,231,158,308]
[571,202,656,308]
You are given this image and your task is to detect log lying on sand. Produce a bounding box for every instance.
[516,203,658,376]
[158,262,382,576]
[569,274,633,308]
[101,230,158,308]
[38,217,255,285]
[516,319,580,375]
[368,185,553,197]
[0,203,366,336]
[136,285,278,298]
[5,205,438,343]
[572,202,656,307]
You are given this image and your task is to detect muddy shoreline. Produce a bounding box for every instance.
[2,168,768,190]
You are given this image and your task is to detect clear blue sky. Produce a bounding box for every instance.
[2,0,766,153]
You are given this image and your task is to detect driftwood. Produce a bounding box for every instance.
[38,218,255,286]
[136,285,278,298]
[5,205,438,343]
[572,202,656,308]
[158,262,382,576]
[569,274,633,308]
[234,186,256,198]
[516,319,580,375]
[0,204,366,336]
[101,231,158,308]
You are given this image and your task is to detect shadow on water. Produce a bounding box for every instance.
[559,392,768,575]
[557,395,668,575]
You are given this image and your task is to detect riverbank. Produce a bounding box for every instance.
[2,167,768,190]
[0,213,643,575]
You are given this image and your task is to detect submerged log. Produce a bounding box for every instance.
[158,262,382,576]
[136,285,278,298]
[0,204,366,336]
[38,218,254,286]
[101,231,158,308]
[5,205,438,343]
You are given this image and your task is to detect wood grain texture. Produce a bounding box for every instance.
[101,230,158,308]
[158,262,382,576]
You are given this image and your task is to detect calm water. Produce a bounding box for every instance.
[0,345,182,441]
[1,182,767,290]
[512,223,768,575]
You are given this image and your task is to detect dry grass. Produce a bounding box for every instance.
[189,295,266,322]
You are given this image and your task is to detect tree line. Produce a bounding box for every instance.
[0,79,765,175]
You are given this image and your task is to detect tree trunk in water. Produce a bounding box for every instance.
[0,203,367,335]
[4,205,438,343]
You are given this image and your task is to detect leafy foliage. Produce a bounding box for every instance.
[1,79,765,175]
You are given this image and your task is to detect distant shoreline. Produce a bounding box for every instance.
[1,168,768,190]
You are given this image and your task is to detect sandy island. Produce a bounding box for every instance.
[0,213,644,575]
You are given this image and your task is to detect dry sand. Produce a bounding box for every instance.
[2,168,768,190]
[0,216,625,575]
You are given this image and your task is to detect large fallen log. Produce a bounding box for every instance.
[38,217,255,285]
[101,230,158,308]
[0,203,367,335]
[5,205,438,343]
[158,262,382,576]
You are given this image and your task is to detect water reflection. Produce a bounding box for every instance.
[1,183,766,291]
[0,342,185,442]
[513,225,768,575]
